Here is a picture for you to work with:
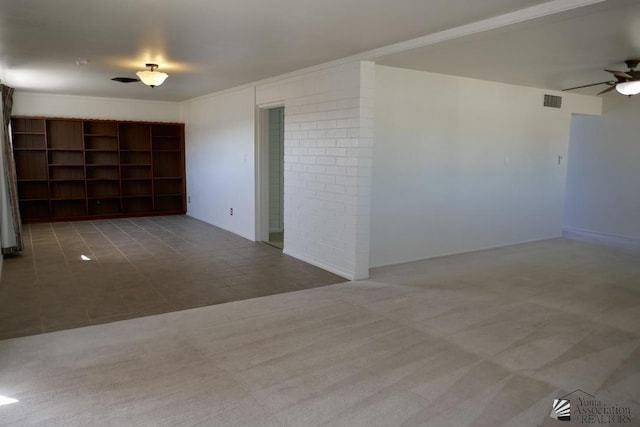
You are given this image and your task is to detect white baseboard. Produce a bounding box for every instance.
[185,213,256,242]
[562,228,640,251]
[282,248,355,281]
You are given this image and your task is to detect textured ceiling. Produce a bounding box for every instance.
[376,0,640,95]
[0,0,636,101]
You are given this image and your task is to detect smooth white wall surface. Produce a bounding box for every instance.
[256,61,374,280]
[181,87,256,240]
[13,92,180,122]
[371,65,601,267]
[564,95,640,240]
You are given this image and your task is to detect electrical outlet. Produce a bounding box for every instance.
[230,208,233,216]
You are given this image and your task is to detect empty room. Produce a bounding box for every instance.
[0,0,639,426]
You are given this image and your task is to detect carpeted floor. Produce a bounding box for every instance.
[0,238,638,426]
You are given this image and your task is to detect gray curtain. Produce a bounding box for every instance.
[0,84,23,254]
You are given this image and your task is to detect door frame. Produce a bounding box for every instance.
[255,102,285,243]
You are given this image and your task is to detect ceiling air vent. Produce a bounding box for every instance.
[544,94,562,108]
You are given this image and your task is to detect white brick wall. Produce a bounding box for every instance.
[257,61,374,280]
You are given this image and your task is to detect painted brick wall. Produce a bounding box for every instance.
[256,61,374,280]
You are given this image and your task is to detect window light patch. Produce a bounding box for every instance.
[0,395,19,406]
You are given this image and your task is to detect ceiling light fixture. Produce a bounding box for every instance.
[615,80,640,96]
[136,63,168,88]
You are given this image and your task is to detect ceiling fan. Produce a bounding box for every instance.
[111,63,169,88]
[562,59,640,96]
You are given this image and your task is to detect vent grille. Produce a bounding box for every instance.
[544,94,562,108]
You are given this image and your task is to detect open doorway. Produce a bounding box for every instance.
[258,106,285,249]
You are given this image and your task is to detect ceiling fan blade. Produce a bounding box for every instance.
[111,77,139,83]
[562,81,614,91]
[596,85,617,95]
[604,69,633,79]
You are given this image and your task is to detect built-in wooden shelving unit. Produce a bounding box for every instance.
[11,117,186,222]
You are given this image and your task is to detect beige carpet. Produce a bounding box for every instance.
[0,238,638,426]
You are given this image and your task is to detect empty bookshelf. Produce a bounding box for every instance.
[11,117,186,222]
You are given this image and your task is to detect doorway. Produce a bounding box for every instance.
[264,106,284,249]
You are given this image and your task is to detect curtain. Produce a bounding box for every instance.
[0,84,23,254]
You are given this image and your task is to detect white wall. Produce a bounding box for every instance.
[563,95,640,243]
[13,92,180,122]
[257,61,374,280]
[181,87,256,240]
[370,65,601,267]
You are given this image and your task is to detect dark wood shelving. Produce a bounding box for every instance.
[12,118,45,134]
[12,117,185,222]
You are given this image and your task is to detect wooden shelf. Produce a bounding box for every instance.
[12,133,46,150]
[19,199,50,220]
[12,117,185,222]
[12,118,45,134]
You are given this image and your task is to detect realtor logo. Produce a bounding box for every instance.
[550,390,633,424]
[550,399,571,421]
